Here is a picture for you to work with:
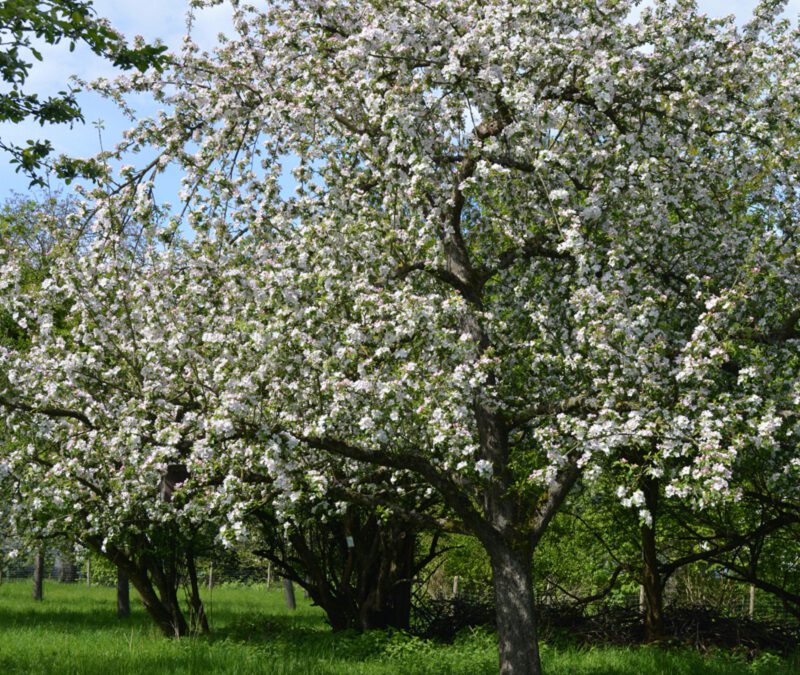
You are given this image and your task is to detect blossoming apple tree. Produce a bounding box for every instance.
[1,0,799,673]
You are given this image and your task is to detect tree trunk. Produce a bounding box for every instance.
[640,478,664,642]
[186,549,210,634]
[126,568,187,637]
[474,400,544,674]
[283,578,297,610]
[84,537,191,638]
[138,548,189,638]
[32,549,45,601]
[490,544,541,675]
[117,568,131,618]
[152,577,189,637]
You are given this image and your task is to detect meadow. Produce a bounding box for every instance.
[0,581,796,674]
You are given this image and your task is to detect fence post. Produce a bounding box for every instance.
[452,576,460,598]
[207,563,214,591]
[749,584,756,619]
[86,558,91,587]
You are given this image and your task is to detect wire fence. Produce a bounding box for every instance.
[1,548,796,629]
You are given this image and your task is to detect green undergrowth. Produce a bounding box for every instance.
[0,581,796,674]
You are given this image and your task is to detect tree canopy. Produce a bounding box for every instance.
[0,1,798,673]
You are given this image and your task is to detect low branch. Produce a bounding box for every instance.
[717,562,800,619]
[0,394,95,429]
[326,482,461,534]
[660,514,796,580]
[546,566,624,606]
[299,434,495,544]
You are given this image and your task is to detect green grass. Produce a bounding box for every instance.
[0,581,796,674]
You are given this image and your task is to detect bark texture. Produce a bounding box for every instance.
[490,545,541,675]
[117,568,131,618]
[640,477,664,642]
[32,549,44,601]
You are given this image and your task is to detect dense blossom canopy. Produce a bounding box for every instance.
[0,1,798,671]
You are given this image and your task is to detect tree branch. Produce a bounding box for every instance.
[299,434,496,543]
[660,514,796,580]
[531,457,582,545]
[0,394,95,429]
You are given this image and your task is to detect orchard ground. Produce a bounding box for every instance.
[0,582,796,675]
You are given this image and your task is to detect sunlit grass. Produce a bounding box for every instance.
[0,581,796,674]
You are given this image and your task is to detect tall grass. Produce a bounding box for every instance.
[0,581,795,674]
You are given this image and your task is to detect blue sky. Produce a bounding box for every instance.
[1,0,798,201]
[0,0,235,201]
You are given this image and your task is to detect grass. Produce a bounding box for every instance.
[0,581,796,674]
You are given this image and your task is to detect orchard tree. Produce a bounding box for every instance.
[0,212,225,636]
[154,2,797,672]
[2,1,800,673]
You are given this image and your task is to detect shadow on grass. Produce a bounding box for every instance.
[216,612,382,659]
[0,608,131,628]
[0,603,154,635]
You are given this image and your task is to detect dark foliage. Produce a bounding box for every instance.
[543,604,800,657]
[412,592,799,657]
[411,591,496,641]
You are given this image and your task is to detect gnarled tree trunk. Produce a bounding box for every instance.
[488,542,540,675]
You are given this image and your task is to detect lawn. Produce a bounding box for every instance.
[0,581,795,674]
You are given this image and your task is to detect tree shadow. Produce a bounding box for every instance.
[0,603,153,634]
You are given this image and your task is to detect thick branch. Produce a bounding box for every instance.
[0,394,95,429]
[393,261,476,299]
[478,235,571,286]
[531,458,581,545]
[506,395,589,430]
[660,514,795,580]
[299,434,496,544]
